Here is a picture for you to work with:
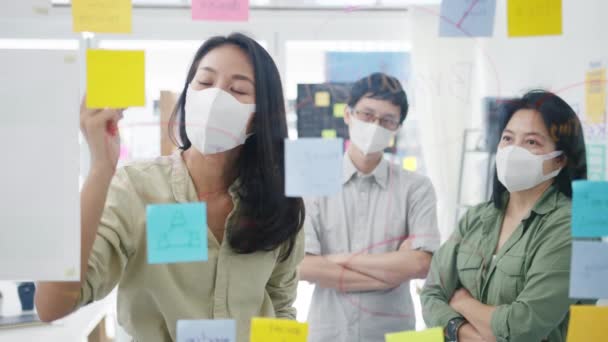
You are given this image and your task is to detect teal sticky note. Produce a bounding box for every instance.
[177,319,236,342]
[572,181,608,237]
[146,202,208,264]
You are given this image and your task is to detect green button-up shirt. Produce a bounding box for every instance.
[75,150,304,342]
[421,186,579,342]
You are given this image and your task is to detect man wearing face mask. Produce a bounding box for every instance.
[299,73,440,342]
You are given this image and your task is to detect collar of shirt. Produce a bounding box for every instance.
[342,152,389,189]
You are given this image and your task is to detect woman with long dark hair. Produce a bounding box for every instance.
[421,90,588,342]
[35,33,305,342]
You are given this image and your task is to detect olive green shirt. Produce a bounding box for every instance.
[421,186,578,342]
[75,150,304,342]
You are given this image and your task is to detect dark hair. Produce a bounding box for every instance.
[492,90,587,208]
[347,72,409,124]
[169,33,304,261]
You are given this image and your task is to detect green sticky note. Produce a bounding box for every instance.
[385,327,443,342]
[321,129,337,139]
[333,103,346,118]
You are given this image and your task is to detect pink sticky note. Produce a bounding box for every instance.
[192,0,249,22]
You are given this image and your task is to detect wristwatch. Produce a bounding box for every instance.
[445,317,466,342]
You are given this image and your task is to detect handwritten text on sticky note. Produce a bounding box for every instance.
[72,0,132,33]
[507,0,562,37]
[177,320,235,342]
[385,327,443,342]
[146,202,208,264]
[567,305,608,341]
[86,49,145,108]
[439,0,496,37]
[192,0,249,22]
[285,138,343,197]
[571,181,608,237]
[569,241,608,299]
[250,318,308,342]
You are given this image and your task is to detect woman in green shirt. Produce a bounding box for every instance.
[35,33,305,341]
[421,90,587,342]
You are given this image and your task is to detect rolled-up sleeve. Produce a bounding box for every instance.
[266,229,305,319]
[420,210,469,328]
[303,197,322,255]
[407,176,440,252]
[490,214,574,342]
[76,167,136,309]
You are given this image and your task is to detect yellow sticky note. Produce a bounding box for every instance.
[86,49,145,108]
[333,103,346,118]
[402,157,418,171]
[507,0,562,37]
[567,305,608,341]
[322,129,337,139]
[72,0,132,33]
[385,327,443,342]
[315,91,331,107]
[250,318,308,342]
[586,68,606,124]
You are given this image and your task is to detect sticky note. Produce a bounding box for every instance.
[385,327,443,342]
[250,318,308,342]
[507,0,562,37]
[285,138,343,197]
[586,68,606,124]
[72,0,132,33]
[321,129,337,139]
[192,0,249,22]
[314,92,331,107]
[571,181,608,237]
[587,144,607,181]
[567,305,608,341]
[569,241,608,299]
[177,320,235,342]
[402,157,418,171]
[439,0,496,37]
[86,49,145,108]
[146,202,208,264]
[333,103,346,118]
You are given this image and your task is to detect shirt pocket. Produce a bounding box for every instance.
[494,254,525,302]
[457,251,484,295]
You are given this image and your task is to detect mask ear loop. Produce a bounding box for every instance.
[541,151,564,178]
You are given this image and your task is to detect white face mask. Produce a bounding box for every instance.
[348,115,397,155]
[185,87,256,155]
[496,145,563,192]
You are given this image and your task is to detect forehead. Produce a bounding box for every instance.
[196,44,254,79]
[506,109,548,133]
[355,96,400,117]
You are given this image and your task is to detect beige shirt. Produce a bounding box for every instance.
[304,154,440,342]
[76,150,304,342]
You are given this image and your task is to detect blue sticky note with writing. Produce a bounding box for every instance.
[146,202,208,264]
[285,138,343,197]
[177,319,236,342]
[439,0,496,37]
[572,181,608,237]
[569,240,608,299]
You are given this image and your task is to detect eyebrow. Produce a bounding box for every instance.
[360,106,399,119]
[503,129,547,140]
[198,66,255,85]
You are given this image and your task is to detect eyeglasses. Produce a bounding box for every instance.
[351,109,400,130]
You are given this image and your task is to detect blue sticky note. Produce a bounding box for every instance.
[569,241,608,299]
[572,181,608,237]
[177,320,236,342]
[146,203,208,264]
[285,138,343,197]
[439,0,496,37]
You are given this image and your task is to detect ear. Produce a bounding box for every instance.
[556,154,568,168]
[344,106,352,126]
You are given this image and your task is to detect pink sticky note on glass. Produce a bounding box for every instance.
[192,0,249,22]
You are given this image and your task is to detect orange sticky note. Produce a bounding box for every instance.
[567,305,608,341]
[86,49,145,108]
[586,68,606,124]
[385,327,443,342]
[72,0,132,33]
[250,318,307,342]
[507,0,562,37]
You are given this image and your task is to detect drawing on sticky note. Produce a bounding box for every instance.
[156,210,203,251]
[439,0,497,37]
